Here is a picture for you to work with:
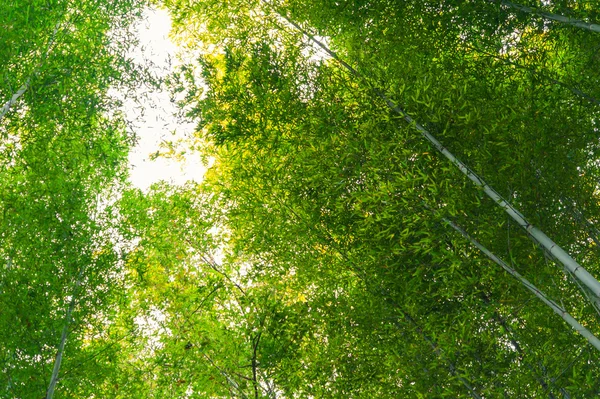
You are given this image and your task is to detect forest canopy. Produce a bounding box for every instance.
[2,0,600,397]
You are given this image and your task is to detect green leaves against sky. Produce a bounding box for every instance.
[3,0,600,398]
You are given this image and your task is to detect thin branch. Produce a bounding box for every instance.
[560,197,600,250]
[197,250,247,296]
[481,293,560,399]
[187,283,223,319]
[488,0,600,33]
[257,367,278,399]
[384,298,483,399]
[548,345,588,396]
[251,331,261,399]
[465,44,600,107]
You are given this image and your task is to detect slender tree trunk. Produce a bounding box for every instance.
[45,266,84,399]
[0,81,30,121]
[444,217,600,352]
[0,21,61,122]
[269,7,600,303]
[45,296,76,399]
[488,0,600,33]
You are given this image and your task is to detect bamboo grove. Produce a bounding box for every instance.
[2,0,600,397]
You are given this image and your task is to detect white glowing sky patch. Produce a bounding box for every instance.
[123,8,205,191]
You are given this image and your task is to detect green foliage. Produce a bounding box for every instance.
[5,0,600,398]
[158,0,600,397]
[0,0,147,398]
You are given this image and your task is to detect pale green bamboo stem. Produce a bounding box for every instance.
[1,21,61,122]
[0,81,30,121]
[45,267,84,399]
[445,217,600,353]
[45,296,75,399]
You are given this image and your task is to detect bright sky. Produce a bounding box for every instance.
[123,8,206,191]
[120,8,329,192]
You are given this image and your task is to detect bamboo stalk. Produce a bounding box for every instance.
[45,267,84,399]
[444,217,600,353]
[1,21,61,122]
[0,81,31,121]
[267,6,600,302]
[45,296,76,399]
[489,0,600,33]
